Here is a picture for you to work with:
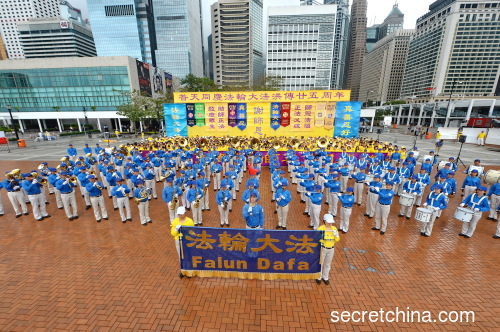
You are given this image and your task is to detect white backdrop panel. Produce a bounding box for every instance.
[462,128,484,143]
[485,128,500,145]
[437,127,458,140]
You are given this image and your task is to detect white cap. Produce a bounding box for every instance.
[177,206,186,215]
[323,214,335,224]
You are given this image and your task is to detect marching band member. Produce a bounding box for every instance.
[365,175,383,219]
[487,182,500,222]
[211,162,223,191]
[220,174,234,211]
[399,175,421,219]
[22,173,50,221]
[111,178,132,223]
[226,167,238,199]
[390,148,401,167]
[151,153,163,182]
[3,172,29,218]
[461,169,481,198]
[86,175,108,222]
[162,178,182,224]
[47,167,63,209]
[0,182,3,216]
[383,167,400,194]
[434,163,453,181]
[143,164,157,199]
[446,157,458,172]
[306,185,324,230]
[420,158,433,174]
[67,144,78,162]
[494,204,500,239]
[460,186,490,238]
[186,181,204,226]
[351,168,366,206]
[373,181,396,235]
[324,174,341,217]
[275,179,292,230]
[300,174,316,216]
[171,206,195,276]
[421,184,447,237]
[216,186,232,227]
[196,172,210,211]
[124,163,136,198]
[77,166,92,210]
[243,193,264,229]
[94,143,103,155]
[337,187,355,233]
[445,172,457,197]
[134,180,152,226]
[397,162,411,195]
[106,165,122,210]
[316,214,340,286]
[338,163,350,193]
[85,153,98,174]
[56,171,78,221]
[242,183,260,204]
[415,168,431,206]
[83,143,92,155]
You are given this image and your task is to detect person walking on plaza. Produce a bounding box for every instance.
[21,173,50,221]
[171,206,195,278]
[216,186,232,227]
[421,185,447,237]
[275,180,292,230]
[477,130,486,146]
[487,182,500,222]
[134,180,152,225]
[56,171,78,221]
[337,187,355,234]
[373,181,395,235]
[2,173,28,218]
[316,214,340,286]
[112,178,132,223]
[243,193,264,229]
[460,186,490,238]
[86,175,108,223]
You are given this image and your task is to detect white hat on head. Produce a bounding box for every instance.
[323,214,335,224]
[177,206,186,215]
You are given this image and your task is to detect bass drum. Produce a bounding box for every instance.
[484,170,500,185]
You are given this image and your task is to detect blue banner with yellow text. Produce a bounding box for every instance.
[179,227,321,280]
[334,101,362,138]
[164,103,188,137]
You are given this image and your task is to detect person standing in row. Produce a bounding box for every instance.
[216,186,232,227]
[3,173,28,218]
[324,174,341,217]
[487,182,500,222]
[365,175,383,219]
[337,187,355,234]
[275,180,292,230]
[22,173,50,221]
[316,214,340,286]
[373,181,395,235]
[243,193,264,229]
[351,169,366,206]
[86,175,108,223]
[112,178,132,223]
[135,180,152,226]
[162,179,182,224]
[187,181,204,226]
[460,186,490,238]
[421,185,447,237]
[56,171,78,221]
[461,169,480,198]
[399,175,421,220]
[170,206,195,278]
[306,185,323,230]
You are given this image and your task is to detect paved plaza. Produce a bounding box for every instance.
[0,131,498,330]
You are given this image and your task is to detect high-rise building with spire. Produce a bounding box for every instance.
[343,0,367,101]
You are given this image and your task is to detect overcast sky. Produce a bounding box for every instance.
[72,0,435,44]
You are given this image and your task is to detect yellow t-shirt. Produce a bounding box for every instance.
[478,132,486,138]
[171,217,195,240]
[317,225,340,248]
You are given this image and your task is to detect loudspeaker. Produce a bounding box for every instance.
[459,135,467,143]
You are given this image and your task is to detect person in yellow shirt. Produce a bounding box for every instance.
[171,206,195,278]
[316,214,340,285]
[477,131,486,146]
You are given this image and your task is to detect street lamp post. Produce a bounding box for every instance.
[365,89,374,108]
[6,105,19,140]
[82,106,92,138]
[444,78,463,127]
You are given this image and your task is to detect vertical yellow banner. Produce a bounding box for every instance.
[204,103,228,131]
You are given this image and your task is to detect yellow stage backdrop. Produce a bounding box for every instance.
[172,90,351,137]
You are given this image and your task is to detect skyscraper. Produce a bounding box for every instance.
[267,5,337,90]
[152,0,204,79]
[211,0,265,88]
[0,0,60,59]
[344,0,367,101]
[377,4,404,40]
[401,0,500,100]
[359,29,414,104]
[87,0,157,66]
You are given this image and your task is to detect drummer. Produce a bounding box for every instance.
[445,172,457,197]
[464,159,484,177]
[421,184,447,237]
[460,186,490,238]
[365,175,383,219]
[461,169,481,197]
[399,175,421,220]
[487,181,500,222]
[415,168,431,207]
[447,157,458,172]
[434,163,453,181]
[372,181,395,235]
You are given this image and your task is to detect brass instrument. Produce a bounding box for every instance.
[89,171,96,176]
[31,171,39,178]
[230,137,240,148]
[272,139,281,150]
[317,137,328,149]
[135,187,151,204]
[193,199,200,208]
[159,175,167,182]
[60,156,68,162]
[40,178,48,185]
[170,197,178,210]
[86,153,92,157]
[222,200,228,210]
[69,177,78,184]
[290,138,300,149]
[95,183,104,190]
[199,138,208,149]
[250,138,260,150]
[37,164,45,170]
[179,138,188,148]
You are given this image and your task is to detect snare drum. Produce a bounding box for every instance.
[484,170,500,184]
[437,160,448,170]
[454,207,474,222]
[399,193,415,206]
[415,207,433,223]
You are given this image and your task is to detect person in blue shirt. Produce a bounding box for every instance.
[306,185,324,230]
[162,179,182,223]
[211,163,223,191]
[338,187,355,233]
[243,193,264,229]
[390,149,401,167]
[324,174,341,216]
[365,175,384,218]
[420,158,433,174]
[242,184,260,206]
[86,175,108,222]
[338,163,350,192]
[487,182,500,222]
[383,167,401,195]
[373,181,395,235]
[351,169,366,205]
[83,143,92,155]
[0,181,3,216]
[94,143,103,155]
[22,173,50,221]
[445,172,457,197]
[399,175,422,219]
[421,184,448,237]
[494,204,500,238]
[275,180,292,230]
[112,178,132,223]
[106,165,122,209]
[187,181,204,226]
[134,180,152,225]
[216,186,232,227]
[461,169,481,198]
[446,157,459,172]
[434,163,452,181]
[460,186,490,238]
[56,171,78,221]
[67,144,78,162]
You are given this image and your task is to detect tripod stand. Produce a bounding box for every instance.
[455,141,467,169]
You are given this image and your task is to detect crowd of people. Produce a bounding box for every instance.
[1,137,499,283]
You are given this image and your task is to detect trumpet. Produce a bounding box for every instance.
[69,177,78,184]
[40,178,48,185]
[60,156,68,162]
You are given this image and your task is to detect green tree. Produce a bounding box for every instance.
[180,74,218,92]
